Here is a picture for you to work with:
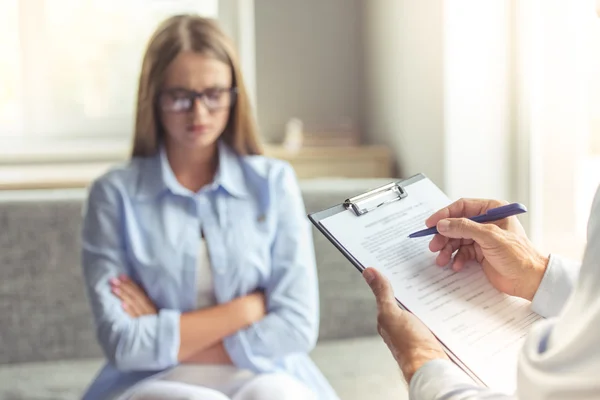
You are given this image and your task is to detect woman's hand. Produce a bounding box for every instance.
[110,275,158,317]
[363,267,448,383]
[426,198,549,301]
[238,291,267,325]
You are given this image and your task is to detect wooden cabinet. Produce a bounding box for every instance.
[264,145,392,179]
[0,146,393,190]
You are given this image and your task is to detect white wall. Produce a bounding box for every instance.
[253,0,517,203]
[253,0,364,142]
[443,1,512,201]
[363,0,514,200]
[218,0,257,107]
[363,0,446,186]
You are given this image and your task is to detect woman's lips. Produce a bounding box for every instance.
[188,125,210,134]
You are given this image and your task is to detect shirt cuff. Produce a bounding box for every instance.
[157,308,181,367]
[223,330,254,370]
[223,329,277,372]
[530,254,580,318]
[409,359,485,400]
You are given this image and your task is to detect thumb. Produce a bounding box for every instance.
[363,268,396,311]
[437,218,499,245]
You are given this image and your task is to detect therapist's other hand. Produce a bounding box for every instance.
[426,198,549,301]
[363,267,448,383]
[110,275,158,317]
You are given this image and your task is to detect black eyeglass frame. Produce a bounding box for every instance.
[156,87,238,113]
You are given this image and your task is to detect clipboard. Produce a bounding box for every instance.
[308,174,422,275]
[307,173,487,388]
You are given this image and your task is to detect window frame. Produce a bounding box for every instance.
[0,0,256,168]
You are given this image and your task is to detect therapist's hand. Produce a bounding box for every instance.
[426,198,549,301]
[363,267,448,383]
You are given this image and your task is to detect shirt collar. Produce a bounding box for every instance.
[213,140,249,199]
[134,141,249,200]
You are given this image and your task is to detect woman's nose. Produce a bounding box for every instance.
[192,97,210,119]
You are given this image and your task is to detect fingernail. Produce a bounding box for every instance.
[438,220,451,232]
[122,303,127,310]
[112,287,120,295]
[109,278,120,286]
[363,268,375,284]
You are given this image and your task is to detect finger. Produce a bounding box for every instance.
[429,233,449,252]
[124,290,151,315]
[452,245,477,271]
[121,301,140,318]
[111,285,138,309]
[138,297,157,315]
[114,282,148,314]
[425,198,509,228]
[110,283,141,317]
[109,277,121,287]
[430,234,473,254]
[125,299,145,317]
[119,275,145,292]
[112,275,138,297]
[110,279,145,317]
[119,280,156,314]
[435,239,461,266]
[119,279,146,298]
[117,280,141,299]
[436,218,502,246]
[109,278,127,300]
[363,268,397,312]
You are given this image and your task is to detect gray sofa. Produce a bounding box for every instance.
[0,179,409,400]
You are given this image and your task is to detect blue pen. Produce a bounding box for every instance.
[408,202,528,238]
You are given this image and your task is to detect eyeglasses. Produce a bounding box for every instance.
[157,87,237,113]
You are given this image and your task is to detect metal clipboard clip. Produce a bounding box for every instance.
[344,182,408,216]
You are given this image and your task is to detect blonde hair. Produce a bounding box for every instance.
[132,15,262,157]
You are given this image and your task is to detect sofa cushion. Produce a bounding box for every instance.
[0,336,408,400]
[0,178,393,364]
[0,358,103,400]
[311,336,408,400]
[0,193,103,365]
[300,179,391,341]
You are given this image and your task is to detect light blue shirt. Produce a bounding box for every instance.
[81,142,338,400]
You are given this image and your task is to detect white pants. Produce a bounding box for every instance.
[127,373,317,400]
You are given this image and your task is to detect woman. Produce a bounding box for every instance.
[364,193,599,399]
[81,15,337,400]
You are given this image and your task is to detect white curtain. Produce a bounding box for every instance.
[0,0,218,140]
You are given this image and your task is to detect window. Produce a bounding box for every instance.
[523,0,600,259]
[0,0,21,137]
[0,0,218,145]
[574,1,600,248]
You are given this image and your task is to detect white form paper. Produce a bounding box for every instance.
[320,178,541,394]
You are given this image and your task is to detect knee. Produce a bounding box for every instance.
[233,374,317,400]
[128,381,231,400]
[131,392,229,400]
